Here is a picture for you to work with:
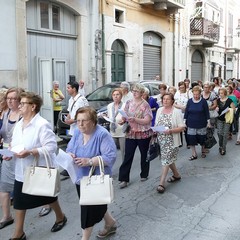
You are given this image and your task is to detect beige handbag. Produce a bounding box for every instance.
[79,156,114,205]
[22,148,60,197]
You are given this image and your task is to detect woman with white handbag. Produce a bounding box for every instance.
[3,92,67,240]
[66,106,117,240]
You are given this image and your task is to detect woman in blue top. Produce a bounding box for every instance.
[66,106,117,240]
[184,86,210,160]
[142,87,159,126]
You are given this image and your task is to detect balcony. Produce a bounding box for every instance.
[139,0,185,10]
[226,35,240,53]
[190,18,220,47]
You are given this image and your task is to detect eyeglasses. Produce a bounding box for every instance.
[76,119,91,124]
[19,102,32,107]
[132,89,140,93]
[6,98,17,101]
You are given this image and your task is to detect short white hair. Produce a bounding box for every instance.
[120,81,130,90]
[144,87,149,95]
[53,81,59,85]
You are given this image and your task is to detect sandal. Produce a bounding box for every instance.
[157,185,165,193]
[167,176,181,183]
[188,155,197,161]
[201,152,206,158]
[97,224,117,238]
[236,141,240,145]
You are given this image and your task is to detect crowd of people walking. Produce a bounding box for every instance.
[0,76,240,240]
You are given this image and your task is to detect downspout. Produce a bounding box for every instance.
[224,0,228,80]
[172,14,176,86]
[101,14,106,85]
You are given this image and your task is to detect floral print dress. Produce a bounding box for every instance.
[156,113,179,166]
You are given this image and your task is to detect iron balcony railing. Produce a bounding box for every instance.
[190,18,220,42]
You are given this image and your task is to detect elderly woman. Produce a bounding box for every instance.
[106,88,126,161]
[216,88,235,155]
[156,83,168,107]
[142,87,159,126]
[66,107,117,240]
[174,81,189,113]
[0,88,23,230]
[51,81,65,132]
[202,81,218,125]
[4,92,66,240]
[174,81,190,147]
[155,93,185,193]
[184,86,210,160]
[118,83,153,189]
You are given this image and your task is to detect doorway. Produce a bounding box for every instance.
[111,40,125,82]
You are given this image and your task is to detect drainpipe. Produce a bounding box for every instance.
[101,14,106,85]
[172,14,176,86]
[224,0,228,80]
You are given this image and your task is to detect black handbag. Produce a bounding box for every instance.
[205,128,217,149]
[122,122,131,133]
[146,137,160,162]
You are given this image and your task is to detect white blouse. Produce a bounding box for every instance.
[11,113,57,182]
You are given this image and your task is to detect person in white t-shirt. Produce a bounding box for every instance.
[65,81,89,136]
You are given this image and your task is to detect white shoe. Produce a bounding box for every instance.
[119,181,128,189]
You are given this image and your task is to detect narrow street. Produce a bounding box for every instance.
[1,136,240,240]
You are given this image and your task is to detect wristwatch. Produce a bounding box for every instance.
[88,158,93,166]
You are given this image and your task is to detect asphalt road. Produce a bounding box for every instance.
[1,135,240,240]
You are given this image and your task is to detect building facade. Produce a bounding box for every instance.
[0,0,240,126]
[186,0,240,83]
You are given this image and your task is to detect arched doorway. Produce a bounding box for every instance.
[111,40,125,82]
[143,32,162,80]
[191,50,203,81]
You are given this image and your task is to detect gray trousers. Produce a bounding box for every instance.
[217,119,230,151]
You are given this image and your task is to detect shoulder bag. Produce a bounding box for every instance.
[22,148,61,197]
[146,136,160,162]
[79,156,114,205]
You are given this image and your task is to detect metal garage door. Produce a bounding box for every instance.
[191,50,203,81]
[143,45,161,80]
[143,32,161,80]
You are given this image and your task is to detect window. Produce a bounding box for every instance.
[115,9,124,24]
[39,2,61,31]
[220,8,223,23]
[52,5,60,30]
[40,2,49,29]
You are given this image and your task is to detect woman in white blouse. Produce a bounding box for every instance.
[107,88,125,161]
[4,92,67,240]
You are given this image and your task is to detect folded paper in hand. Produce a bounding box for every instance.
[151,126,168,133]
[0,144,25,157]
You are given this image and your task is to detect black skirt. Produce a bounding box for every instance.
[76,184,107,229]
[14,180,58,210]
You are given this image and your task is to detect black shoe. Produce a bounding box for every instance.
[60,170,69,177]
[9,232,26,240]
[51,215,67,232]
[0,218,14,229]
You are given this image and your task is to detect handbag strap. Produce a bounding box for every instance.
[87,156,105,178]
[30,148,51,175]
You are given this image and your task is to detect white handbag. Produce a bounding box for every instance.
[22,148,61,197]
[79,156,114,205]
